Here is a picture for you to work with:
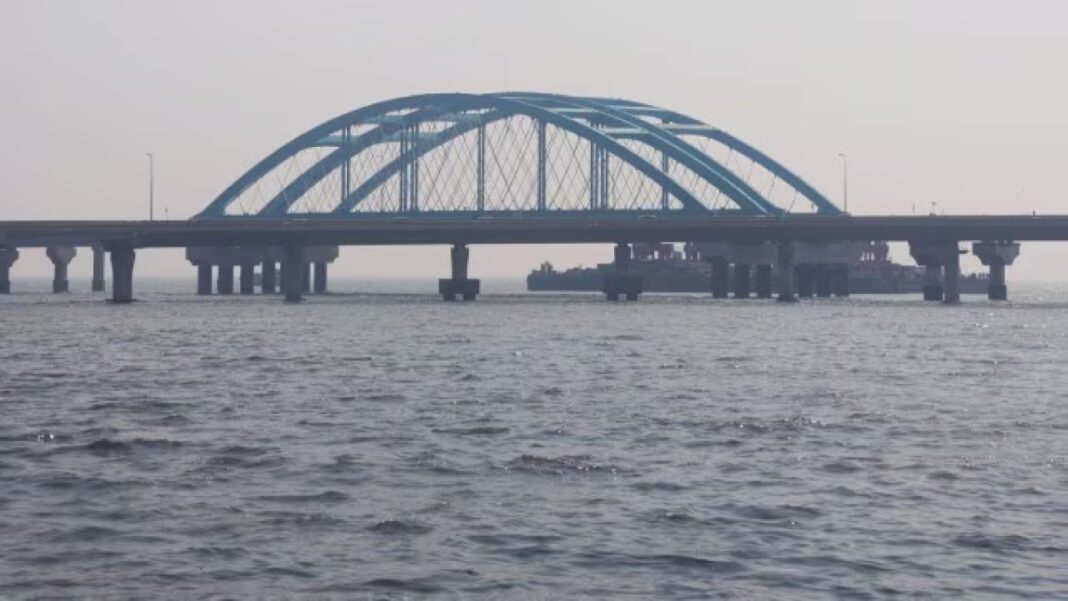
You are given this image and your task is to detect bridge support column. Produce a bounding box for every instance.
[942,243,962,305]
[239,264,255,295]
[831,264,850,297]
[46,246,77,293]
[709,257,729,299]
[795,264,814,299]
[910,241,944,302]
[217,264,234,295]
[301,263,312,293]
[754,264,773,299]
[281,246,304,302]
[439,243,480,301]
[602,242,642,301]
[972,241,1019,301]
[814,265,833,298]
[313,262,327,294]
[91,245,106,292]
[109,245,135,303]
[733,263,751,299]
[0,247,18,294]
[196,264,212,295]
[261,261,277,294]
[776,242,797,303]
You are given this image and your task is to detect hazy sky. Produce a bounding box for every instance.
[3,0,1067,280]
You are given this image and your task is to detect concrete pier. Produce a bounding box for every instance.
[217,264,234,295]
[301,263,311,293]
[754,264,773,299]
[831,265,849,297]
[0,247,18,294]
[439,243,480,301]
[776,242,797,302]
[261,261,277,294]
[733,263,751,299]
[313,261,327,294]
[795,264,814,299]
[943,243,962,305]
[910,241,944,302]
[710,257,729,299]
[109,245,135,303]
[239,264,255,295]
[601,242,642,301]
[91,245,106,292]
[281,245,304,302]
[972,241,1020,301]
[46,246,77,293]
[196,264,212,295]
[814,265,833,298]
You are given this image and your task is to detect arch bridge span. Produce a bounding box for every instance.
[197,92,841,220]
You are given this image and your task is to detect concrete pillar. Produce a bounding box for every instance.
[831,264,850,297]
[973,241,1020,301]
[754,264,773,299]
[91,245,106,292]
[313,261,327,294]
[795,264,814,298]
[46,246,77,293]
[439,243,481,301]
[733,263,751,299]
[196,264,212,295]
[923,264,943,301]
[942,243,961,305]
[109,246,135,303]
[776,242,797,302]
[217,264,234,295]
[601,242,641,301]
[281,245,304,302]
[261,261,277,294]
[239,264,255,295]
[814,265,833,298]
[710,257,729,299]
[0,247,18,294]
[301,263,312,293]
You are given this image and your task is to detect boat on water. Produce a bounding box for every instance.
[527,241,988,295]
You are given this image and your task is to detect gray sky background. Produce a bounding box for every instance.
[3,0,1067,280]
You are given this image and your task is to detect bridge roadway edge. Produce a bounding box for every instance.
[2,216,1068,249]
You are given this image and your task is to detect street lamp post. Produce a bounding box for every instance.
[146,153,155,221]
[837,152,848,214]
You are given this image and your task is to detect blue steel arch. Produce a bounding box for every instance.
[196,92,840,219]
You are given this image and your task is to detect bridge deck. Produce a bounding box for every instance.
[2,215,1068,248]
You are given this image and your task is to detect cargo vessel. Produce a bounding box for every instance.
[527,242,988,295]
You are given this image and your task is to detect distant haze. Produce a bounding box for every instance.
[3,1,1067,280]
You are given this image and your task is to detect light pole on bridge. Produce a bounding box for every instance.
[837,152,848,214]
[146,152,155,221]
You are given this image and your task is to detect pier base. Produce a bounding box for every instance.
[942,244,961,305]
[0,247,19,294]
[776,242,797,302]
[603,242,641,301]
[972,241,1020,301]
[441,243,480,301]
[91,245,105,292]
[217,264,234,295]
[795,264,814,299]
[313,262,327,294]
[281,246,304,302]
[196,264,212,295]
[239,264,255,295]
[109,246,135,303]
[261,261,277,294]
[710,257,729,299]
[733,263,751,299]
[754,264,772,299]
[46,246,76,293]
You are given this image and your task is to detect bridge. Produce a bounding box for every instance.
[0,92,1055,303]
